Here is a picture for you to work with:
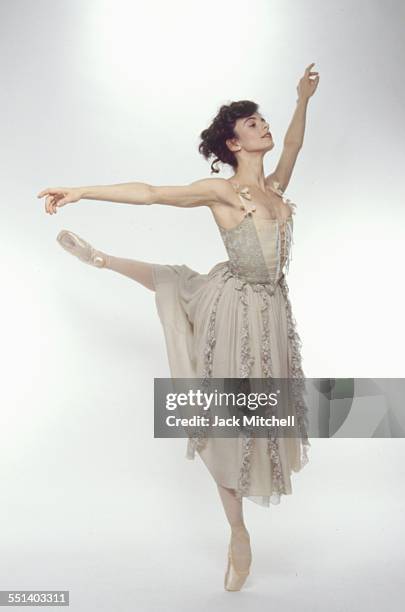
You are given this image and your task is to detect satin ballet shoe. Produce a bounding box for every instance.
[224,525,252,591]
[56,230,106,268]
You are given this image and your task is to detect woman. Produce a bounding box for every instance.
[38,63,320,591]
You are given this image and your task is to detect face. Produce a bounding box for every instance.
[228,112,274,154]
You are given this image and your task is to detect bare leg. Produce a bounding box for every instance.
[217,484,251,574]
[217,484,245,529]
[56,230,156,292]
[103,253,155,292]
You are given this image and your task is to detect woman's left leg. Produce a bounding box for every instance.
[217,483,252,577]
[216,483,245,529]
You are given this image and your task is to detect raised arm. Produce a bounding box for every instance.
[38,178,228,215]
[265,98,307,193]
[266,62,319,192]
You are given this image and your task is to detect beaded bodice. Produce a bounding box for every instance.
[217,180,296,286]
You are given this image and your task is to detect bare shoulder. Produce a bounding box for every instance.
[191,177,234,204]
[206,177,242,205]
[190,177,238,206]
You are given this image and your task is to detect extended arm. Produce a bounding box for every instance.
[38,178,229,215]
[80,179,225,206]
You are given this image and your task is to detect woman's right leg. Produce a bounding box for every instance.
[103,253,155,292]
[57,230,156,292]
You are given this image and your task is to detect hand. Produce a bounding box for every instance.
[37,186,82,215]
[297,62,320,101]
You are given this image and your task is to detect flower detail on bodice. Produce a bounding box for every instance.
[232,183,256,217]
[231,180,297,219]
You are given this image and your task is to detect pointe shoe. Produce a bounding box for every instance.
[56,230,106,268]
[224,525,252,591]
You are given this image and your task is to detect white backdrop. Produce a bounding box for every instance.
[1,0,404,610]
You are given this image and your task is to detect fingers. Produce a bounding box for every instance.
[37,187,62,198]
[46,195,57,215]
[38,187,66,215]
[305,63,320,80]
[45,194,64,215]
[51,198,66,214]
[305,61,319,83]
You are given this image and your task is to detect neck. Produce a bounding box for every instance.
[231,160,267,191]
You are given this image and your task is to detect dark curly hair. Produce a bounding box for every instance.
[198,100,259,174]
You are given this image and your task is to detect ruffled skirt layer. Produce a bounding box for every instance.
[152,260,310,507]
